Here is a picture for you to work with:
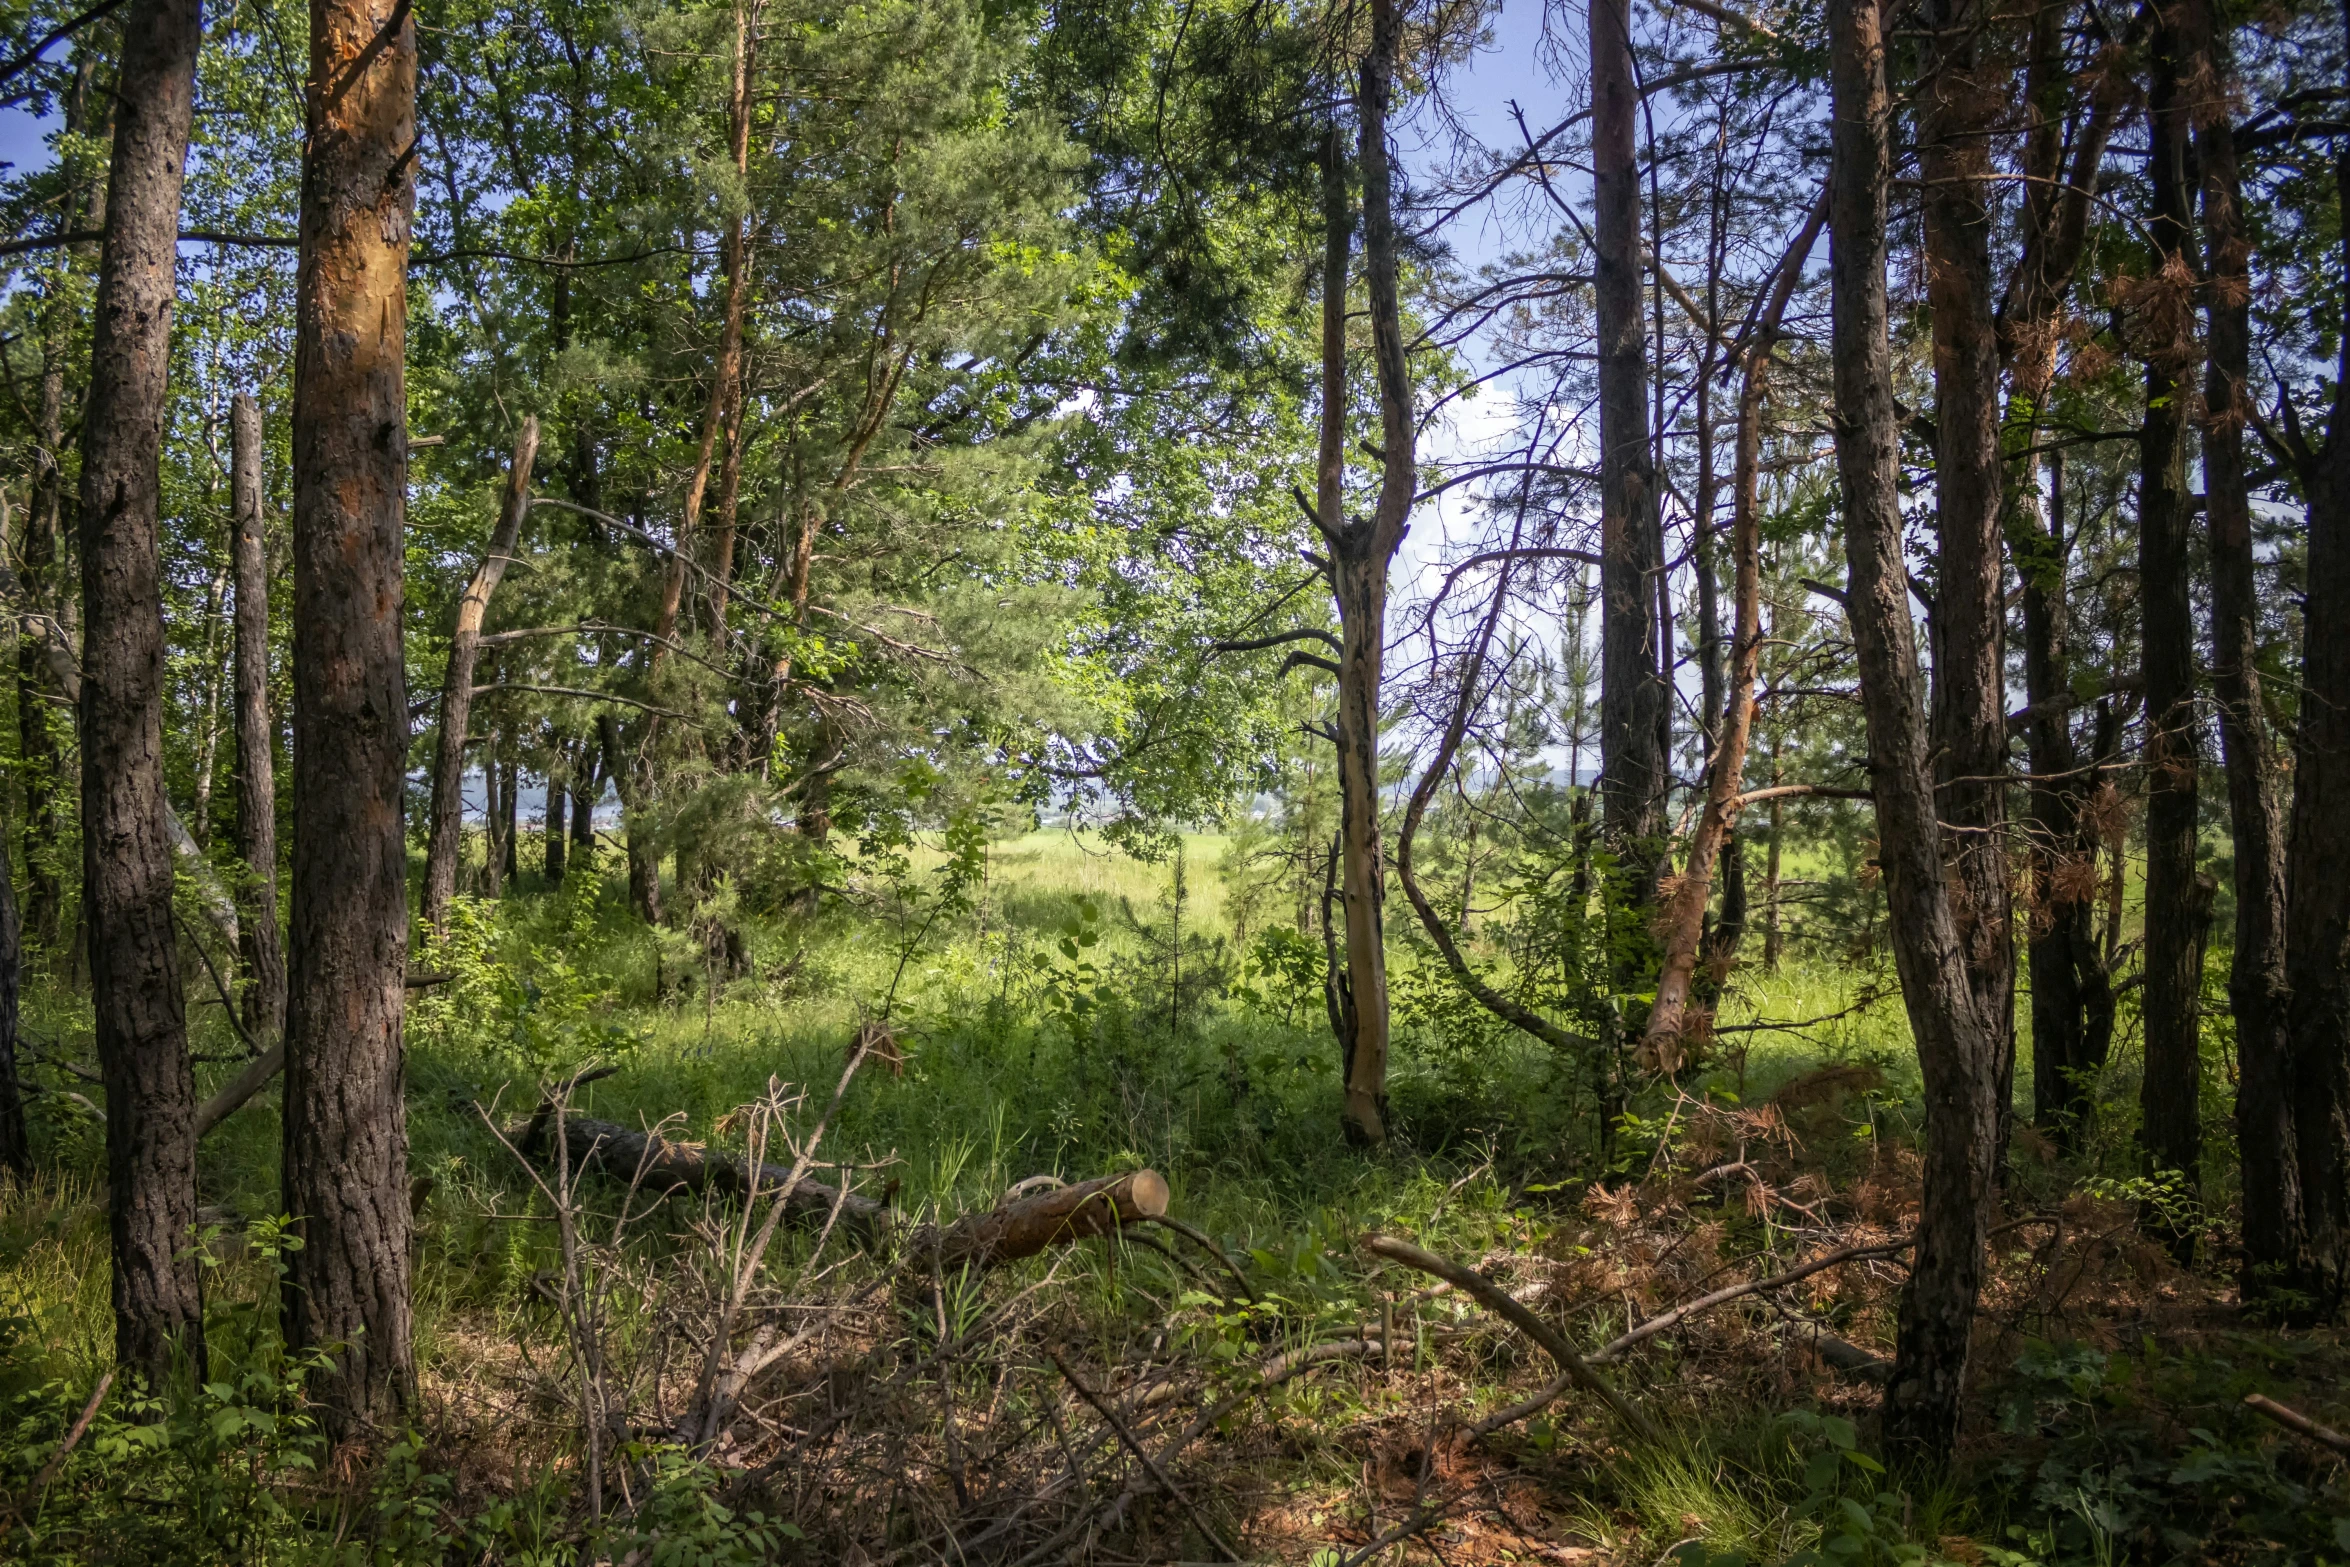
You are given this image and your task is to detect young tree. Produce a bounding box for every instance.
[78,0,205,1383]
[282,0,419,1436]
[231,392,286,1042]
[1825,0,2001,1464]
[421,418,539,933]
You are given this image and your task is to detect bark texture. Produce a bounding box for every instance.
[1827,0,2001,1465]
[1590,0,1670,869]
[2135,15,2208,1252]
[1327,0,1415,1145]
[78,0,205,1385]
[2278,4,2350,1319]
[1917,0,2014,1149]
[2193,2,2295,1297]
[421,418,539,931]
[284,0,419,1438]
[231,393,287,1043]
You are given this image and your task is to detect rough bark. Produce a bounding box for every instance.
[422,419,539,931]
[230,393,286,1043]
[1918,0,2015,1155]
[78,0,205,1385]
[523,1111,890,1239]
[283,0,419,1438]
[2135,15,2207,1253]
[1590,0,1670,870]
[1326,0,1414,1146]
[2193,0,2294,1301]
[1827,0,2001,1465]
[2278,0,2350,1320]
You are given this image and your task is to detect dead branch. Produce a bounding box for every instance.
[2246,1393,2350,1457]
[1359,1234,1662,1445]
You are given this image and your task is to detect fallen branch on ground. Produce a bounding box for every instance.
[1360,1233,1663,1445]
[2246,1393,2350,1457]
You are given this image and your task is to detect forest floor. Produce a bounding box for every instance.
[2,832,2346,1564]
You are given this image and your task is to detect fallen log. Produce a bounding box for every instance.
[907,1169,1171,1276]
[521,1110,893,1240]
[2245,1392,2350,1457]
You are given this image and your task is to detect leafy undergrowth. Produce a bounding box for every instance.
[0,859,2343,1563]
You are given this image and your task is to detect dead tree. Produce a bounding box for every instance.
[77,0,205,1384]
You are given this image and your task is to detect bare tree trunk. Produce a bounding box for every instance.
[189,559,228,846]
[1919,0,2015,1162]
[79,0,204,1386]
[1590,0,1669,875]
[2136,13,2208,1256]
[231,394,286,1043]
[19,56,97,958]
[1645,195,1824,1062]
[481,728,506,899]
[284,0,419,1439]
[2278,0,2350,1322]
[1827,0,2001,1465]
[422,419,539,931]
[1323,0,1415,1146]
[2190,0,2294,1302]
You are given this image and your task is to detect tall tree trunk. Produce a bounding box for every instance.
[1326,0,1414,1146]
[2135,14,2207,1255]
[1919,0,2015,1160]
[189,559,229,846]
[2278,0,2350,1322]
[284,0,419,1439]
[2194,0,2294,1300]
[19,54,97,957]
[79,0,204,1386]
[1645,194,1824,1062]
[1590,0,1669,875]
[422,419,539,931]
[2002,9,2128,1148]
[1827,0,2002,1465]
[231,393,286,1043]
